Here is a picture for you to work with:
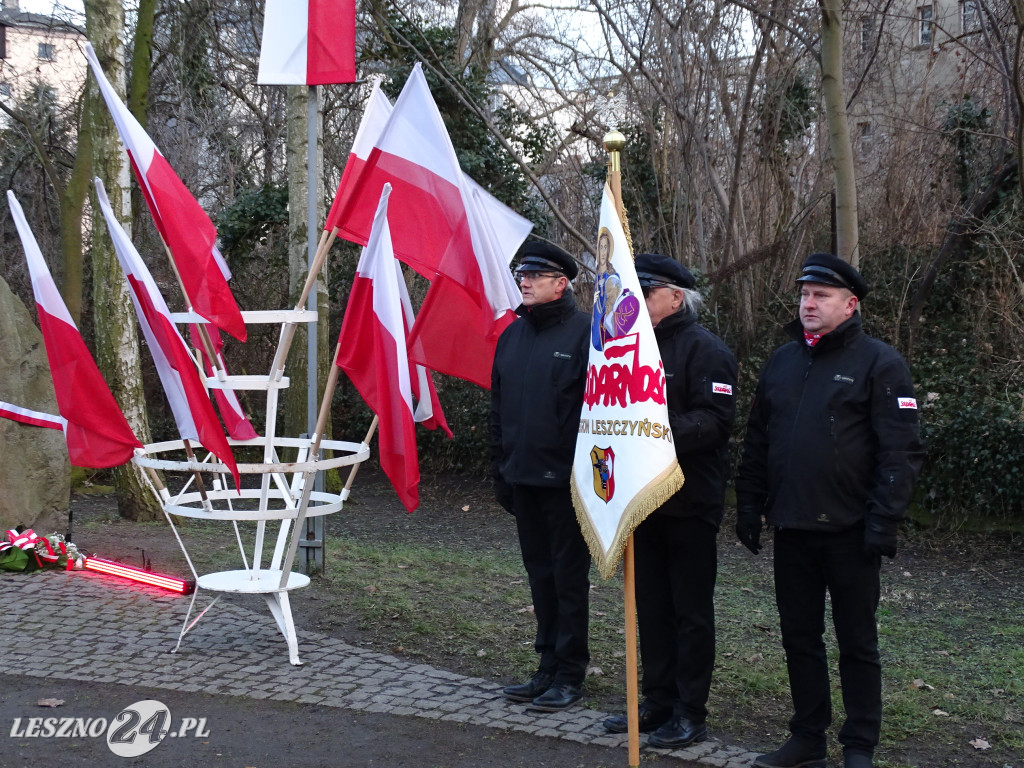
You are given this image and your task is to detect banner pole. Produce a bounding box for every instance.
[624,535,641,767]
[604,128,640,768]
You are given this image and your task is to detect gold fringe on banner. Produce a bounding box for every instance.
[571,465,685,581]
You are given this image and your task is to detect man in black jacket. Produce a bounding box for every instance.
[735,253,924,768]
[601,254,738,748]
[491,241,592,712]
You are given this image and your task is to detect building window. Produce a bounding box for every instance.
[38,42,56,61]
[858,122,874,154]
[0,24,7,59]
[860,15,875,54]
[0,82,11,99]
[961,0,980,32]
[918,6,934,46]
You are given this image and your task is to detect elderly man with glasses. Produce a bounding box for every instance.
[491,240,592,712]
[602,253,738,749]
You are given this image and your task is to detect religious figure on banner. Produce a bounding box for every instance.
[591,228,640,350]
[571,184,684,579]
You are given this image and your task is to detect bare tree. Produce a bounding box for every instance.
[84,0,159,520]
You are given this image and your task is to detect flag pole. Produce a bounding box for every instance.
[277,338,350,587]
[604,128,641,768]
[306,85,320,448]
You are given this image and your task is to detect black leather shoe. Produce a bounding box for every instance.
[603,701,673,733]
[647,715,708,749]
[528,682,583,711]
[754,737,827,768]
[502,671,554,702]
[844,750,874,768]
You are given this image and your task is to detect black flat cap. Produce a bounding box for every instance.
[516,241,578,280]
[796,253,870,300]
[635,253,696,290]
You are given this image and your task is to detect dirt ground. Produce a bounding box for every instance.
[61,468,1024,768]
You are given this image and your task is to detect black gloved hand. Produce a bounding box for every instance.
[735,505,763,555]
[864,522,897,558]
[493,473,514,514]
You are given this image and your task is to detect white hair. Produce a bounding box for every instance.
[679,286,704,315]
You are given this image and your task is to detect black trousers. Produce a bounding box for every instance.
[512,484,591,685]
[773,527,882,753]
[634,514,718,722]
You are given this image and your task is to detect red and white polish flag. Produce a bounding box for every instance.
[257,0,356,86]
[325,67,531,388]
[84,42,246,342]
[0,402,64,432]
[94,178,240,489]
[336,184,421,512]
[394,246,452,439]
[5,190,142,468]
[187,324,259,441]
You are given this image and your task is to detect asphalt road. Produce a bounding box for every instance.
[3,676,689,768]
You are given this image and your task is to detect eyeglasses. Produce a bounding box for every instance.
[641,284,669,298]
[517,272,561,283]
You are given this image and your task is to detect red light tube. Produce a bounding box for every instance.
[82,556,195,594]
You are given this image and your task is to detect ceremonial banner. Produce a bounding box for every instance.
[257,0,356,85]
[570,184,684,578]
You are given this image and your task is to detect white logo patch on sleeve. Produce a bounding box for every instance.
[897,397,918,410]
[712,382,734,396]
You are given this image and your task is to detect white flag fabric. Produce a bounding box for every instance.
[570,184,685,579]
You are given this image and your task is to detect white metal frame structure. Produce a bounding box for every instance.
[133,309,369,665]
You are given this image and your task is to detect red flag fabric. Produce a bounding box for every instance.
[257,0,356,85]
[336,185,420,512]
[6,190,142,468]
[188,324,259,441]
[325,67,531,388]
[94,179,239,489]
[84,42,246,342]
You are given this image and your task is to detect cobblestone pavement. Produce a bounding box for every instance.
[3,570,758,767]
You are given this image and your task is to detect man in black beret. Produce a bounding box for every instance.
[735,253,924,768]
[490,240,591,711]
[601,254,738,749]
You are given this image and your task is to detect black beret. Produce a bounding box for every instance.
[516,241,578,280]
[634,253,696,290]
[795,252,870,300]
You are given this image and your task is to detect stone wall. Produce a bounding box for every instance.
[0,275,70,532]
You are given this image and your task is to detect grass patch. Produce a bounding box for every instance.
[69,487,1024,767]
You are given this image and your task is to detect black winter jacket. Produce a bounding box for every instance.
[652,309,738,528]
[490,294,591,487]
[735,314,924,535]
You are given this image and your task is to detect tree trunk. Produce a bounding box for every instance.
[127,0,157,229]
[85,0,160,521]
[59,89,92,324]
[819,0,859,266]
[128,0,157,126]
[284,86,329,448]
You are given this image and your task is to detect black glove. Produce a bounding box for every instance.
[735,504,763,555]
[864,521,897,558]
[493,473,514,514]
